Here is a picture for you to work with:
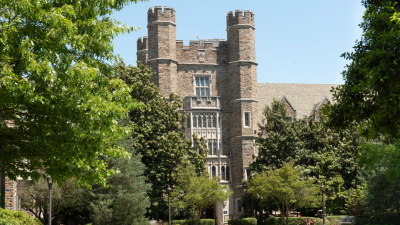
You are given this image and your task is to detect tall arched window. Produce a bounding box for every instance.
[193,116,197,128]
[203,116,206,128]
[208,116,211,128]
[212,166,216,177]
[198,116,202,128]
[213,116,216,128]
[213,142,217,155]
[221,166,225,180]
[208,142,212,155]
[226,166,230,181]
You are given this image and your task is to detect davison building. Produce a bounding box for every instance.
[137,6,337,225]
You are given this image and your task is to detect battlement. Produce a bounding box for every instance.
[226,9,254,28]
[148,6,176,24]
[137,36,148,51]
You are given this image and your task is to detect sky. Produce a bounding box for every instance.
[111,0,365,84]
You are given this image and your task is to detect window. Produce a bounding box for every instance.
[246,169,251,180]
[208,116,211,128]
[193,116,197,128]
[221,166,225,180]
[226,166,230,180]
[244,112,250,127]
[203,116,206,128]
[195,76,210,98]
[186,118,190,128]
[219,116,221,128]
[237,200,242,212]
[198,116,202,128]
[212,166,216,177]
[208,142,212,155]
[212,116,216,128]
[213,142,217,155]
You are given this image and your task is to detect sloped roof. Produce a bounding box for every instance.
[257,83,340,121]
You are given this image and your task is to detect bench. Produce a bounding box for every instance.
[338,216,355,225]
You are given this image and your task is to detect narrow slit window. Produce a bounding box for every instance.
[208,142,212,155]
[203,116,206,128]
[212,116,216,128]
[200,77,204,87]
[208,116,211,128]
[221,166,225,180]
[212,166,216,177]
[193,116,197,128]
[226,166,230,180]
[198,116,202,128]
[244,112,250,127]
[213,142,217,155]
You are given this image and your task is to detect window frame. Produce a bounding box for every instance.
[243,111,251,127]
[193,75,212,98]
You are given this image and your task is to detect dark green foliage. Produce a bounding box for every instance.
[170,219,214,225]
[252,99,361,214]
[0,208,42,225]
[228,217,257,225]
[116,61,206,220]
[21,178,89,225]
[264,217,315,225]
[322,0,400,142]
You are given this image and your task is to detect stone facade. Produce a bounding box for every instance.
[137,6,258,224]
[138,6,338,225]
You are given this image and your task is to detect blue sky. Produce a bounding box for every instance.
[112,0,365,84]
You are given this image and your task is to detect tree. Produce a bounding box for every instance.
[322,0,400,142]
[116,61,207,220]
[251,99,361,214]
[248,161,320,225]
[87,150,151,225]
[358,140,400,182]
[21,177,89,225]
[171,163,231,225]
[0,0,146,186]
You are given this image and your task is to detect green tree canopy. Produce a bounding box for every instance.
[171,163,231,225]
[0,0,146,186]
[323,0,400,142]
[116,61,207,220]
[248,161,320,225]
[251,99,361,213]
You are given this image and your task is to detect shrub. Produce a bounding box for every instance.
[228,217,257,225]
[0,208,42,225]
[170,219,214,225]
[264,217,317,225]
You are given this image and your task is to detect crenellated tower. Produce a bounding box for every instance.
[227,9,258,214]
[147,6,177,97]
[136,36,148,65]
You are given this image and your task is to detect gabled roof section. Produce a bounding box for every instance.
[314,96,330,112]
[280,95,296,111]
[257,83,339,121]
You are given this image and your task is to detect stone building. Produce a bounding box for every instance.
[137,6,338,224]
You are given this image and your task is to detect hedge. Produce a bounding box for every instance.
[168,219,215,225]
[264,217,316,225]
[0,208,42,225]
[228,217,257,225]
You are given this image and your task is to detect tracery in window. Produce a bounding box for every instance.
[198,116,202,128]
[193,116,197,128]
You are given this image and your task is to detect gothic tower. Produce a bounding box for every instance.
[227,9,258,214]
[147,6,177,97]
